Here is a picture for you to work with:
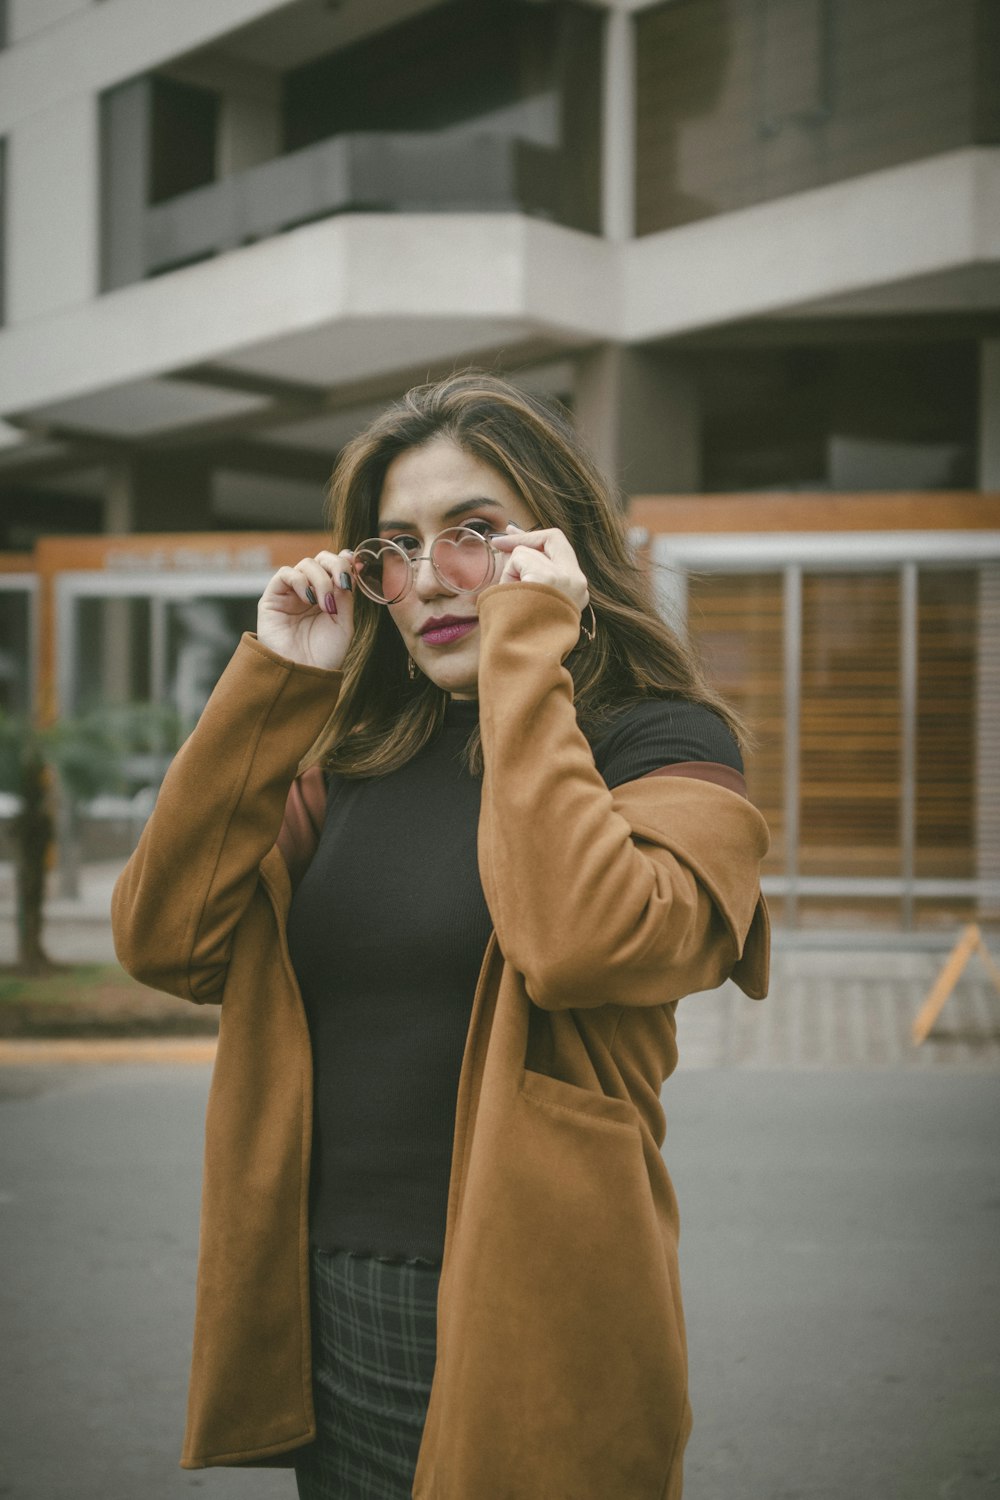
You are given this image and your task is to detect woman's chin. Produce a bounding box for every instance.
[414,645,480,699]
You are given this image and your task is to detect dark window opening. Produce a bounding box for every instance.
[149,77,218,206]
[284,0,556,148]
[694,340,978,491]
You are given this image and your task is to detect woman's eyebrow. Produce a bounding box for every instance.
[378,497,504,531]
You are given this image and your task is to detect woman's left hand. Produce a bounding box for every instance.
[489,523,589,615]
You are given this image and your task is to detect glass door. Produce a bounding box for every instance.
[56,572,265,724]
[53,573,267,878]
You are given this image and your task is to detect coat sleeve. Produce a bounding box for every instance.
[475,582,770,1011]
[111,633,342,1004]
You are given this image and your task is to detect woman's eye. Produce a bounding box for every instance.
[388,535,420,555]
[463,519,496,537]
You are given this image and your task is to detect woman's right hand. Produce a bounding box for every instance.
[257,549,357,671]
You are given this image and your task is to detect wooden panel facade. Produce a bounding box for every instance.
[684,561,991,929]
[641,492,999,929]
[916,570,978,879]
[686,570,786,874]
[798,571,901,877]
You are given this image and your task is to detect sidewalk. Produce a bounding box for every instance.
[3,860,999,1070]
[680,947,1000,1071]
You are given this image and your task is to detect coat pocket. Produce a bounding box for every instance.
[420,1075,688,1499]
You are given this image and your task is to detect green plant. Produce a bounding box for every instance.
[0,703,180,973]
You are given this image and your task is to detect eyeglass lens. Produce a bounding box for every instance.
[354,527,497,603]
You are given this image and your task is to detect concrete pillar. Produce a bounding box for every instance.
[574,345,623,486]
[5,94,99,321]
[104,459,134,535]
[99,77,153,292]
[978,340,1000,491]
[600,6,635,243]
[574,344,701,497]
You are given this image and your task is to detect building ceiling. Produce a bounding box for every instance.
[25,379,272,441]
[767,263,1000,320]
[216,0,444,72]
[212,316,535,389]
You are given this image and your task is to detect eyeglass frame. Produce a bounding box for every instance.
[351,524,512,605]
[350,523,597,642]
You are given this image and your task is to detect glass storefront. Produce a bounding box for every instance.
[58,576,261,731]
[49,573,266,866]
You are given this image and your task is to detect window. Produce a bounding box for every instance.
[636,0,994,234]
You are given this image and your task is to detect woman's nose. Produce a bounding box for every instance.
[412,553,443,599]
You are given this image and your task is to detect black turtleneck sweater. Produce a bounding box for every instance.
[286,695,741,1263]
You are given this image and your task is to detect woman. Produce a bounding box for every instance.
[112,371,769,1500]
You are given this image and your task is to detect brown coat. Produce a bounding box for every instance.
[112,582,770,1500]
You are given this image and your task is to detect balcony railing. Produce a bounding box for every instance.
[140,131,559,279]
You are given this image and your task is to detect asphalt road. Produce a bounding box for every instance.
[1,1062,998,1500]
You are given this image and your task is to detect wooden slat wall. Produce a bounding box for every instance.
[916,570,978,878]
[686,565,987,919]
[635,0,992,236]
[799,572,901,875]
[686,572,785,874]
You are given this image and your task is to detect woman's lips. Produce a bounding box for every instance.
[420,620,478,646]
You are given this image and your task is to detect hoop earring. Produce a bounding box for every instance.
[579,604,597,645]
[407,655,418,680]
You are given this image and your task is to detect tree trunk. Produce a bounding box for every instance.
[12,748,54,974]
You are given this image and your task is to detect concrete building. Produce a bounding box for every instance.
[0,0,998,935]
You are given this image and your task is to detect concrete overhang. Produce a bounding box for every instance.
[0,214,619,435]
[623,147,1000,341]
[1,147,998,449]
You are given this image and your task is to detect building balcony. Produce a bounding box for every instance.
[112,129,562,288]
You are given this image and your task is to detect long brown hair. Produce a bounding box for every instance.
[300,371,747,778]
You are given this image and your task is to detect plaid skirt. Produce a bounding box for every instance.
[294,1246,440,1500]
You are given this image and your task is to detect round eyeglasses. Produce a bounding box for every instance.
[352,525,503,605]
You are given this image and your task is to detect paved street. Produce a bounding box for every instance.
[0,1063,289,1500]
[1,1059,998,1500]
[3,860,1000,1496]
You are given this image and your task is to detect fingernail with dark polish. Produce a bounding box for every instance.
[306,587,317,605]
[324,592,337,616]
[339,572,352,590]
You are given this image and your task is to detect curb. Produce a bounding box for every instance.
[0,1037,218,1065]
